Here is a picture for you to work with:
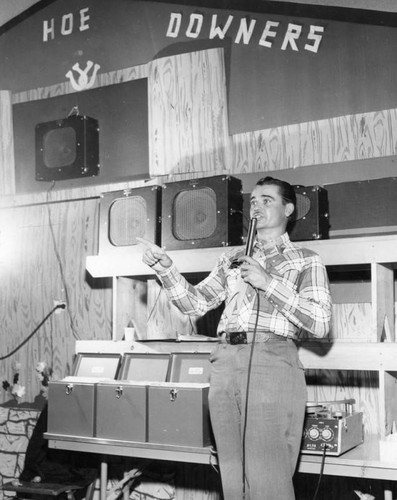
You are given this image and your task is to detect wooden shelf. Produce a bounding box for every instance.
[76,340,397,372]
[84,233,397,454]
[86,234,397,278]
[298,435,397,480]
[299,342,397,371]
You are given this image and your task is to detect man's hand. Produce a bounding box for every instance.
[239,256,272,290]
[136,237,173,272]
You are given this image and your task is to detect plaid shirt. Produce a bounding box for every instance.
[157,232,332,339]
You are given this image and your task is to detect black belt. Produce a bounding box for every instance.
[223,331,288,345]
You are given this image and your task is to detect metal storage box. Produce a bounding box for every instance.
[96,381,148,442]
[148,382,212,447]
[118,353,171,382]
[47,354,121,438]
[168,352,211,383]
[72,353,122,378]
[47,377,98,437]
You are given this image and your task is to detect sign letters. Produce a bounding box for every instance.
[166,12,324,53]
[43,7,90,42]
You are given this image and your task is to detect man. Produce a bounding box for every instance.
[138,177,332,500]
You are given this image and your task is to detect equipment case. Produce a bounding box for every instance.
[96,381,148,442]
[47,377,98,437]
[148,382,212,447]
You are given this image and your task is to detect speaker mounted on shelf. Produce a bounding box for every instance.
[288,185,329,241]
[161,175,243,250]
[99,186,162,255]
[35,114,99,182]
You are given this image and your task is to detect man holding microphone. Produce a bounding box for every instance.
[138,176,332,500]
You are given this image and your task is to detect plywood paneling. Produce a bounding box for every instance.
[0,198,111,402]
[149,48,230,176]
[0,91,15,195]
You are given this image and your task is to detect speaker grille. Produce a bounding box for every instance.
[293,192,312,221]
[109,196,147,247]
[172,187,217,241]
[162,175,243,250]
[35,115,99,181]
[43,127,77,168]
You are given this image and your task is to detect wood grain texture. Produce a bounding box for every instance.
[0,50,395,491]
[115,276,148,340]
[0,198,112,403]
[0,91,15,196]
[0,177,161,209]
[305,369,380,436]
[12,65,148,105]
[149,48,230,177]
[230,108,397,174]
[146,279,196,339]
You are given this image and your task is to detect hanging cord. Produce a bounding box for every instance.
[46,183,80,340]
[0,304,65,361]
[242,287,260,499]
[312,444,328,500]
[147,285,162,323]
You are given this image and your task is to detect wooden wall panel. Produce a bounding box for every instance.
[149,48,230,177]
[147,47,397,178]
[12,65,148,105]
[115,277,148,340]
[306,370,380,436]
[0,198,111,403]
[230,108,397,175]
[0,91,15,195]
[146,279,196,339]
[0,49,394,475]
[330,303,372,341]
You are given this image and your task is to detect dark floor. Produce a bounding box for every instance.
[294,474,396,500]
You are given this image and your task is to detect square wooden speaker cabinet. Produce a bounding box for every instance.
[99,186,162,255]
[161,175,243,250]
[35,115,99,181]
[288,185,329,241]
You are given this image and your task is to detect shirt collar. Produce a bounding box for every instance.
[254,232,290,254]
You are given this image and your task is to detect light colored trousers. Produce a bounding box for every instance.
[208,340,306,500]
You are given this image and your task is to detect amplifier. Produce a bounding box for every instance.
[301,399,363,456]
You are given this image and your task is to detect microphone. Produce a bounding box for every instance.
[230,217,257,268]
[244,217,257,258]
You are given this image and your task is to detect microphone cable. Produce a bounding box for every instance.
[312,444,328,500]
[0,304,65,361]
[242,286,260,500]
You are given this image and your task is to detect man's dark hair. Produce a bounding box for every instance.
[256,176,296,218]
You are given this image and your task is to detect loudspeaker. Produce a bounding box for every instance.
[99,186,161,255]
[288,185,329,241]
[161,175,243,250]
[242,184,329,242]
[325,177,397,237]
[35,115,99,181]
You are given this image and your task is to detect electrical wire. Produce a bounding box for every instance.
[312,444,328,500]
[242,287,260,499]
[0,304,65,361]
[46,182,80,340]
[147,285,162,323]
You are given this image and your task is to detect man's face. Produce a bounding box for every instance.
[249,183,293,232]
